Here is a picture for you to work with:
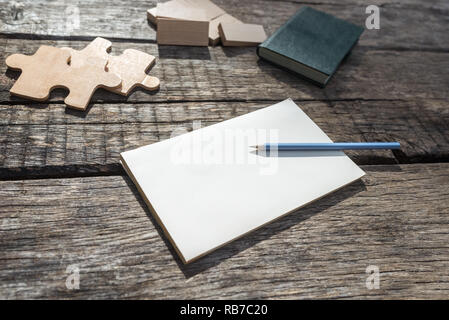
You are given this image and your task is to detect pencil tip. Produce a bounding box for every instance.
[249,145,258,149]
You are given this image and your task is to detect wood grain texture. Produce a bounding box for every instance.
[0,0,448,300]
[0,0,448,51]
[0,98,447,178]
[0,163,448,299]
[1,39,449,104]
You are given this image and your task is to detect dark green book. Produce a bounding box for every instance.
[257,7,364,87]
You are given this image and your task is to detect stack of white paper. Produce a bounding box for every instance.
[121,98,365,263]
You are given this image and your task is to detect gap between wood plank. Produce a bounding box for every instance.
[2,34,448,54]
[2,158,449,181]
[0,98,417,106]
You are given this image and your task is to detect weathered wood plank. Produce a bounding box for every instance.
[278,0,447,6]
[0,0,447,51]
[0,163,448,299]
[1,98,448,178]
[1,39,448,104]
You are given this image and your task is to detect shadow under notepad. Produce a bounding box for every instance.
[124,174,367,279]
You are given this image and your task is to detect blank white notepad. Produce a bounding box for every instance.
[120,99,365,263]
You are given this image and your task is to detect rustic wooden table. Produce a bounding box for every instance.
[0,0,448,299]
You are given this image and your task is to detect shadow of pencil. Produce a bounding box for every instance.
[250,149,347,158]
[251,149,399,165]
[123,174,367,279]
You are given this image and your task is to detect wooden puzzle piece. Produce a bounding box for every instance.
[156,0,224,22]
[6,45,121,110]
[157,18,209,46]
[107,49,160,95]
[218,22,267,46]
[63,37,160,96]
[209,13,242,46]
[147,7,158,25]
[65,37,112,68]
[6,46,71,101]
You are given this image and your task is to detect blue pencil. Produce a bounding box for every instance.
[253,142,400,151]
